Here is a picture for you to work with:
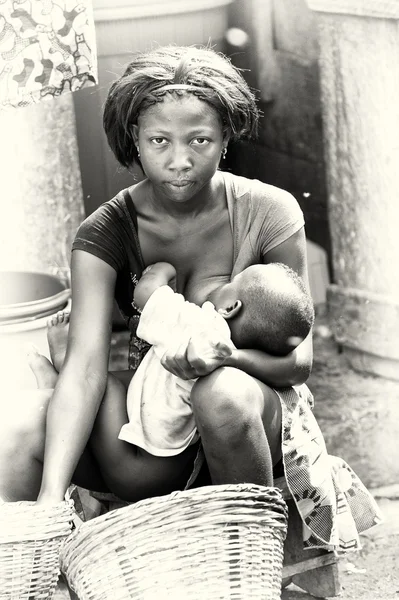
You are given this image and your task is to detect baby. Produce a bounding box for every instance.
[118,261,314,456]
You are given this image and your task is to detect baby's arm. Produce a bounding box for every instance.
[133,262,176,311]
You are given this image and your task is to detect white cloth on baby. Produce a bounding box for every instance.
[118,286,234,456]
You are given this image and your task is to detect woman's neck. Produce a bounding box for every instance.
[147,172,223,219]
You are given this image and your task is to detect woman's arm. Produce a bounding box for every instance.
[224,332,312,387]
[227,226,313,387]
[37,250,117,503]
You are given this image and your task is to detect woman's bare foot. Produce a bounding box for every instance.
[27,347,58,389]
[47,311,70,372]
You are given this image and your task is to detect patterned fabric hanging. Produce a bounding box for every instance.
[0,0,97,110]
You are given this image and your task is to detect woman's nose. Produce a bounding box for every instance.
[168,144,192,171]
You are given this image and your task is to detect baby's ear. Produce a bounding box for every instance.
[217,300,242,320]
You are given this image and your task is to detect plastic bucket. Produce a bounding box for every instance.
[0,272,70,389]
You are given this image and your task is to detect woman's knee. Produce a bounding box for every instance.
[191,367,264,431]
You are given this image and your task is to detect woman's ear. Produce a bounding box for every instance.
[217,300,242,320]
[132,124,139,146]
[222,126,231,145]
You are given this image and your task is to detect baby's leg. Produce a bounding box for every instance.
[26,311,71,389]
[29,311,134,391]
[27,351,58,389]
[0,390,52,501]
[47,311,70,372]
[0,389,108,501]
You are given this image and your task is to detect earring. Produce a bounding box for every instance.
[136,146,140,158]
[221,147,227,160]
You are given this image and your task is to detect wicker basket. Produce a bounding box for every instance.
[61,484,288,600]
[0,500,73,600]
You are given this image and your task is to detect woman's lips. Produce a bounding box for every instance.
[168,180,192,187]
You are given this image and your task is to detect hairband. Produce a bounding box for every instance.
[155,84,204,92]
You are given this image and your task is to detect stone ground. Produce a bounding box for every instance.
[55,314,399,599]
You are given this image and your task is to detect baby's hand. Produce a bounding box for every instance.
[134,262,177,310]
[141,264,155,276]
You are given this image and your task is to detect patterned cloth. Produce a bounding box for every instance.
[127,313,151,373]
[276,384,383,553]
[0,0,97,109]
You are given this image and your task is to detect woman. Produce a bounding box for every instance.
[1,45,311,506]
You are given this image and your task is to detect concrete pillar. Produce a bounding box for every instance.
[305,1,399,488]
[306,0,399,381]
[0,93,85,278]
[0,94,85,389]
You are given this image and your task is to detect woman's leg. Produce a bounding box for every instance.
[190,366,282,487]
[88,373,199,502]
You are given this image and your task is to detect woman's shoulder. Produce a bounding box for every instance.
[221,172,302,228]
[72,184,144,272]
[78,192,125,226]
[222,171,297,206]
[79,181,146,230]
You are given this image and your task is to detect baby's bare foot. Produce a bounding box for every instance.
[47,311,70,372]
[27,346,58,389]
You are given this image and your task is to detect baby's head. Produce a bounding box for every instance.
[208,263,314,356]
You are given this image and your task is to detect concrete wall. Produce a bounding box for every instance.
[226,0,330,257]
[73,0,234,218]
[0,94,84,276]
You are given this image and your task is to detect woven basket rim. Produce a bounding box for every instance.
[65,484,286,543]
[0,499,73,543]
[61,484,288,558]
[76,484,284,526]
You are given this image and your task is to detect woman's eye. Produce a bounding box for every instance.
[151,137,167,145]
[192,138,210,146]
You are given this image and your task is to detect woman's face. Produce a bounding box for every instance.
[133,94,227,204]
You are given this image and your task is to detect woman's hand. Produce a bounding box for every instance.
[160,331,234,380]
[225,335,312,388]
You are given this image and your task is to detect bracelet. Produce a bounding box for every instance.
[131,299,143,314]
